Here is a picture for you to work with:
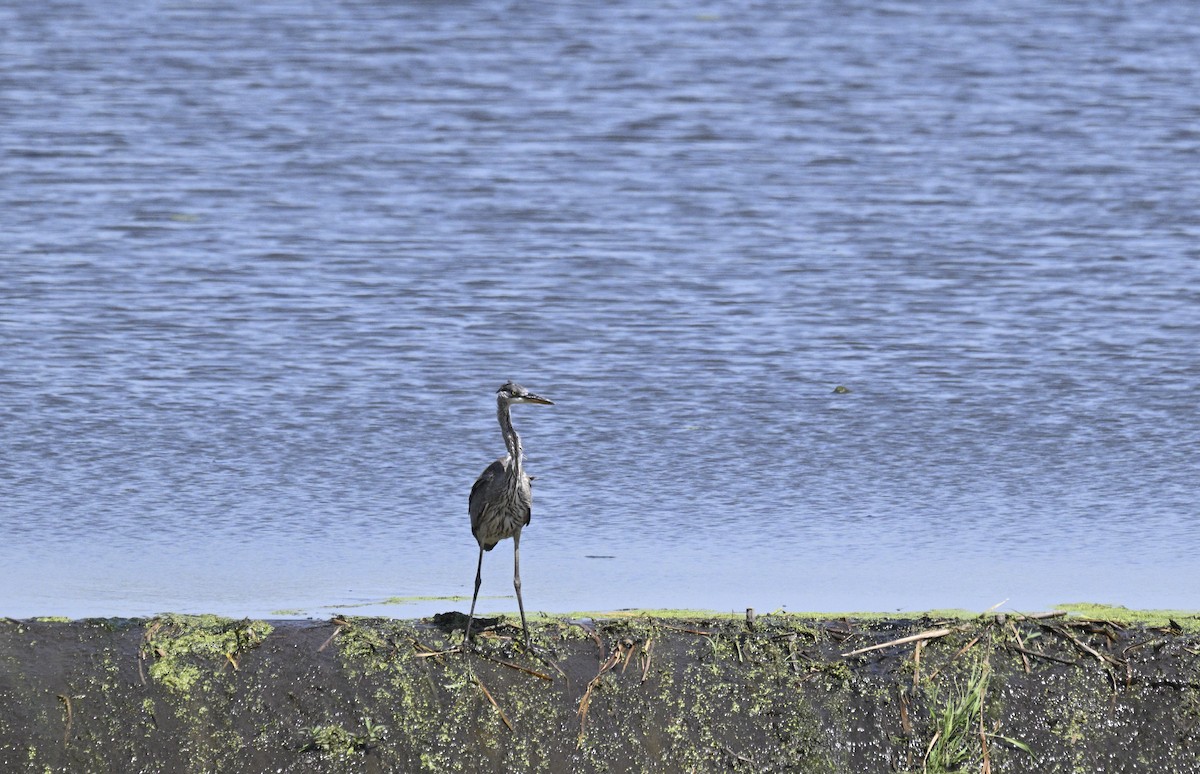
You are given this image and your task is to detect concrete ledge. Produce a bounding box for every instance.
[2,611,1198,772]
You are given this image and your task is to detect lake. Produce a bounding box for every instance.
[2,0,1199,619]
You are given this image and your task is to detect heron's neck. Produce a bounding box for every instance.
[497,400,524,477]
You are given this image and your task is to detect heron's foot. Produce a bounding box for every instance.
[520,638,558,662]
[460,632,508,658]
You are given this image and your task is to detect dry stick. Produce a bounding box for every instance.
[1010,643,1075,666]
[826,619,855,644]
[414,650,460,660]
[409,637,437,654]
[721,744,755,765]
[410,638,459,660]
[912,639,924,688]
[491,654,553,681]
[657,622,713,636]
[538,650,571,684]
[475,675,514,732]
[1043,623,1122,667]
[1007,620,1031,674]
[317,620,348,653]
[1065,617,1126,630]
[410,636,463,662]
[842,628,952,658]
[1122,637,1157,657]
[1022,610,1067,620]
[778,634,798,674]
[473,643,567,680]
[926,625,991,683]
[57,694,73,746]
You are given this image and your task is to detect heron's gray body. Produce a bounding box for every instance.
[469,455,531,551]
[464,381,553,648]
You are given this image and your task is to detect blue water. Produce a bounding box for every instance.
[3,0,1199,620]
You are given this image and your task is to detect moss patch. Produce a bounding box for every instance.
[302,718,387,760]
[140,613,273,695]
[1054,602,1200,629]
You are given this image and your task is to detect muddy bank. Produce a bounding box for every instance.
[2,610,1199,772]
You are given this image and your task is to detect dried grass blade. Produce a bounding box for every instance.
[1043,623,1122,666]
[317,620,347,652]
[1010,644,1075,666]
[57,694,73,745]
[476,675,513,732]
[658,622,712,636]
[842,628,952,658]
[621,642,638,673]
[477,651,553,681]
[926,626,988,683]
[640,638,654,683]
[1007,620,1031,674]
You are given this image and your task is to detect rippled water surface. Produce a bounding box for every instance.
[3,0,1199,619]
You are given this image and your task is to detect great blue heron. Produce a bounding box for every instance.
[465,381,554,649]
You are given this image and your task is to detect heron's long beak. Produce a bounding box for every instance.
[522,393,554,405]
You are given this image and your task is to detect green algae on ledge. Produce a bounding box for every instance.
[140,613,274,695]
[1052,602,1200,630]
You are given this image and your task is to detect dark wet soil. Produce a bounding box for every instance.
[2,612,1199,772]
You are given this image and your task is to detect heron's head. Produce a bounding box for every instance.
[497,381,554,406]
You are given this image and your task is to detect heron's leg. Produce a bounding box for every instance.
[464,545,484,647]
[513,531,531,649]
